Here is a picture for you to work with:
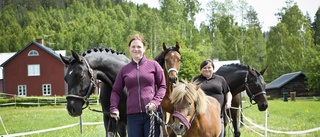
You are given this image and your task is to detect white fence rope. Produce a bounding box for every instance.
[241,110,320,135]
[0,122,103,137]
[0,117,8,135]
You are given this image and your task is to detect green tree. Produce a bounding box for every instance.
[179,48,203,81]
[265,1,315,83]
[312,7,320,46]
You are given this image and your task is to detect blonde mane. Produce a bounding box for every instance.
[170,81,208,114]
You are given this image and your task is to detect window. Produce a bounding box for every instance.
[42,84,51,96]
[28,50,39,56]
[18,85,27,97]
[28,64,40,76]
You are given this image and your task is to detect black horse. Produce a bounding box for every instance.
[60,47,130,137]
[215,64,268,137]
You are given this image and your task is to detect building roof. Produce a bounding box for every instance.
[0,40,66,79]
[213,59,240,72]
[266,71,305,90]
[0,52,16,79]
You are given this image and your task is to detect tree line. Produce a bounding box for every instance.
[0,0,319,92]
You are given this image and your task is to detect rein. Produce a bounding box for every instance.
[244,71,266,105]
[66,57,96,110]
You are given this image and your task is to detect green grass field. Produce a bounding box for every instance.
[0,98,319,137]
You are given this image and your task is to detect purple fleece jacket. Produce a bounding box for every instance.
[110,55,166,114]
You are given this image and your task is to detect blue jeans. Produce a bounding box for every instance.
[219,116,225,137]
[127,112,161,137]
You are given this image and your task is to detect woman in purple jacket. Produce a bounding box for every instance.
[110,34,166,137]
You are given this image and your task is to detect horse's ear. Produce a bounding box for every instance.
[260,66,268,76]
[247,65,255,76]
[195,83,200,91]
[60,54,70,65]
[71,50,82,62]
[175,41,180,50]
[162,42,167,50]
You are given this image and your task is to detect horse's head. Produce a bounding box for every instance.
[170,81,207,135]
[60,50,95,117]
[245,66,268,111]
[162,42,181,87]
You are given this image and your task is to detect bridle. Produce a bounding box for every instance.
[244,71,266,104]
[66,56,96,110]
[163,48,181,84]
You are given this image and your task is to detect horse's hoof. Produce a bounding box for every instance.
[107,132,114,137]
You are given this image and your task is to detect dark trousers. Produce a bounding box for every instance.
[127,112,161,137]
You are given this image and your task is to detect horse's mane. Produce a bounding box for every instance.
[220,63,261,76]
[81,47,125,57]
[154,50,166,66]
[221,63,247,71]
[154,46,180,67]
[170,81,207,114]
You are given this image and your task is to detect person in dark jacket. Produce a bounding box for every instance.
[110,34,166,137]
[192,59,232,137]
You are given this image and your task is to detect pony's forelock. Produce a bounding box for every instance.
[171,81,208,114]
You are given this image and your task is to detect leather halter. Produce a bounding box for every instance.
[244,71,266,104]
[66,56,96,110]
[172,101,197,130]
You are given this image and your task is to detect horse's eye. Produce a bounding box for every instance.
[187,102,192,107]
[79,72,85,79]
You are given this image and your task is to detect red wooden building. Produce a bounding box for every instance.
[1,39,67,96]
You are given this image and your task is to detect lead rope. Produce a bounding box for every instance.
[225,109,234,137]
[148,112,155,137]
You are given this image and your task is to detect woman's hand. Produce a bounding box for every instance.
[145,102,156,114]
[225,101,232,109]
[110,112,119,121]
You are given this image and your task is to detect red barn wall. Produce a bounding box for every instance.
[4,44,65,96]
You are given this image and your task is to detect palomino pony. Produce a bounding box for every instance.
[154,42,181,136]
[170,81,221,137]
[215,64,268,137]
[60,48,130,137]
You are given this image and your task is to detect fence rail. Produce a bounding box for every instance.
[0,93,99,107]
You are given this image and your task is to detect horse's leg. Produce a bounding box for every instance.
[116,122,127,137]
[231,93,241,137]
[100,83,118,137]
[161,111,169,137]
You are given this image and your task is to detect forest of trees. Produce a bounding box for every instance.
[0,0,320,92]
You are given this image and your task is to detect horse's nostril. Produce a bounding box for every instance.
[179,124,184,130]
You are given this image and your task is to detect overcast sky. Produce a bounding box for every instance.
[130,0,320,32]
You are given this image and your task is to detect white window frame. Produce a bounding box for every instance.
[28,50,39,56]
[18,85,27,97]
[28,64,40,76]
[42,84,52,96]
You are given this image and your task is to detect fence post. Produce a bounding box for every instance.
[38,98,40,107]
[264,109,268,137]
[14,95,16,109]
[54,94,56,107]
[80,115,83,135]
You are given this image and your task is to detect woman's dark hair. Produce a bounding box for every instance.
[200,59,215,70]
